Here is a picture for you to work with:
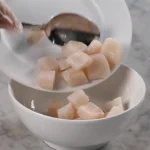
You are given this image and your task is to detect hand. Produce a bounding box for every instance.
[0,0,22,32]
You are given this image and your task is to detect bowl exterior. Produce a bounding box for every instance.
[10,95,140,149]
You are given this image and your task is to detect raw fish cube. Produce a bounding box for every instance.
[62,41,87,57]
[67,90,89,109]
[62,68,88,86]
[101,38,123,68]
[48,100,63,117]
[57,103,75,119]
[106,106,123,118]
[87,40,102,55]
[104,112,108,117]
[66,51,93,70]
[38,56,59,71]
[74,111,80,119]
[27,28,45,45]
[36,70,56,90]
[85,54,110,80]
[71,105,80,119]
[77,102,104,120]
[57,57,71,71]
[104,97,124,112]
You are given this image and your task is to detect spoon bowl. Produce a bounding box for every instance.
[23,13,100,46]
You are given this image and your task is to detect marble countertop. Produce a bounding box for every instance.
[0,0,150,149]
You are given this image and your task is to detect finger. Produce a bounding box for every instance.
[0,13,13,28]
[0,19,12,30]
[0,0,22,32]
[0,0,16,22]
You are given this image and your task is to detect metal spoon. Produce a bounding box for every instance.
[22,13,100,46]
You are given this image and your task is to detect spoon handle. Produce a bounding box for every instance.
[22,22,39,29]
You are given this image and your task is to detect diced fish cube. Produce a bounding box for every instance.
[57,57,71,71]
[57,103,75,120]
[36,70,56,90]
[87,40,102,55]
[66,51,93,70]
[62,41,87,57]
[37,56,59,71]
[106,106,124,118]
[74,111,80,119]
[104,112,108,117]
[85,54,110,80]
[67,90,89,109]
[101,38,123,68]
[48,100,63,117]
[62,68,88,87]
[104,97,124,112]
[77,102,104,120]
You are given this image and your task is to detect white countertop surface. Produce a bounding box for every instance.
[0,0,150,149]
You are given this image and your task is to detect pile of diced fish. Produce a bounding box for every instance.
[48,90,124,120]
[36,38,123,90]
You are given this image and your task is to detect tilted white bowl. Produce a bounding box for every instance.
[8,64,145,150]
[1,0,132,92]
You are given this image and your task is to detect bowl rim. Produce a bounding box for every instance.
[8,64,146,123]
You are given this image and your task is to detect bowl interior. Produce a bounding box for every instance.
[9,65,146,116]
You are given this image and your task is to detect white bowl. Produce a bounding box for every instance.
[1,0,132,93]
[8,64,145,150]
